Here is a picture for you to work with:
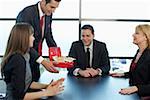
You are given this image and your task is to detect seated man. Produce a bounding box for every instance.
[67,24,110,77]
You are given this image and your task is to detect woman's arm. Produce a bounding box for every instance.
[30,82,48,89]
[24,78,65,100]
[110,72,130,78]
[24,90,48,100]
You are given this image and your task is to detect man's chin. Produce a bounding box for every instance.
[46,13,52,16]
[82,41,91,46]
[85,43,90,46]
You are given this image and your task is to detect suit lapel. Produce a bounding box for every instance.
[81,41,87,62]
[34,4,41,37]
[79,41,87,69]
[45,16,49,34]
[92,40,96,67]
[45,15,52,35]
[136,49,147,69]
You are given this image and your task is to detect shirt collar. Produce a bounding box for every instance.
[84,41,93,51]
[38,2,44,18]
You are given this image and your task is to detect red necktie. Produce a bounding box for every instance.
[38,15,44,56]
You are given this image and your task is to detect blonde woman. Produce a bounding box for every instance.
[111,24,150,97]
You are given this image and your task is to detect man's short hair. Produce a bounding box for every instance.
[46,0,61,4]
[81,24,94,34]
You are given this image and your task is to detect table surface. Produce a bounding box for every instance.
[39,71,140,100]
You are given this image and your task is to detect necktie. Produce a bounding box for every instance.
[86,48,90,68]
[38,15,45,56]
[40,15,45,38]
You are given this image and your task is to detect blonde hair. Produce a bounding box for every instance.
[136,24,150,48]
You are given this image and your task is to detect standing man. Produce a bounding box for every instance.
[68,24,110,77]
[16,0,61,81]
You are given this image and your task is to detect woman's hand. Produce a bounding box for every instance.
[119,86,138,95]
[45,78,65,96]
[109,73,125,77]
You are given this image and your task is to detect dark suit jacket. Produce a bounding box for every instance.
[67,40,110,75]
[16,3,57,81]
[3,53,31,99]
[125,48,150,96]
[16,2,57,52]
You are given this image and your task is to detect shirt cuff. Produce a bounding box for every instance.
[36,56,44,64]
[97,68,102,76]
[73,68,80,76]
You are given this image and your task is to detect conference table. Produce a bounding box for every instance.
[39,71,140,100]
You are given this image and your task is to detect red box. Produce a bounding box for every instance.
[53,62,74,68]
[49,47,74,68]
[49,47,61,61]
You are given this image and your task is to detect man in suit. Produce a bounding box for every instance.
[16,0,61,81]
[68,24,110,77]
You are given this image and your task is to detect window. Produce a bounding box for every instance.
[1,0,150,60]
[0,21,15,55]
[82,0,150,19]
[82,21,150,57]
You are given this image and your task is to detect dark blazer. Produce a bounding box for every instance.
[16,3,57,81]
[3,53,30,99]
[125,48,150,96]
[67,39,110,75]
